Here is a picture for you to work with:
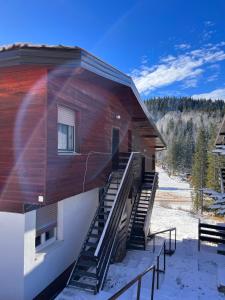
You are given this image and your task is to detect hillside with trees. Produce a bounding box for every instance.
[145,97,225,208]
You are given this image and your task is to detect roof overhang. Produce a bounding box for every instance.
[0,43,166,149]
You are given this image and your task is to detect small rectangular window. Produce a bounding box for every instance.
[36,203,58,251]
[57,106,75,153]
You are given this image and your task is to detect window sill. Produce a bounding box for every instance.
[57,152,81,156]
[35,240,64,262]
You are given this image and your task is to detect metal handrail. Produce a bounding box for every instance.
[95,152,136,256]
[108,239,167,299]
[148,227,177,255]
[96,152,142,291]
[144,172,158,236]
[108,264,156,300]
[156,240,166,289]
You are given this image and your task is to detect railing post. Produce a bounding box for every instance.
[156,256,159,289]
[153,235,155,253]
[164,242,166,272]
[151,266,155,300]
[175,228,176,250]
[169,230,171,253]
[137,278,142,300]
[198,220,201,251]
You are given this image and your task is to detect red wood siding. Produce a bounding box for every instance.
[45,73,132,203]
[0,66,46,212]
[0,65,157,212]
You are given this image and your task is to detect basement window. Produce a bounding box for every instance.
[58,105,75,153]
[35,203,58,251]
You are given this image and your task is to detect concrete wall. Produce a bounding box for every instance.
[0,212,25,300]
[24,187,99,300]
[0,188,98,300]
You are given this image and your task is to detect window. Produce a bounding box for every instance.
[35,203,58,250]
[58,105,75,153]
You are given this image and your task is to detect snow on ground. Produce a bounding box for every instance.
[56,170,225,300]
[156,167,193,211]
[156,167,192,197]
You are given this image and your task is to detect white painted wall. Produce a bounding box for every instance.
[0,212,25,300]
[24,188,99,300]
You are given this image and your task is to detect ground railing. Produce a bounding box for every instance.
[148,227,177,255]
[108,239,171,300]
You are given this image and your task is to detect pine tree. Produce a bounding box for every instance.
[206,125,220,191]
[192,127,208,211]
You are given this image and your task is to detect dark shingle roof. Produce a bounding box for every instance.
[0,43,79,52]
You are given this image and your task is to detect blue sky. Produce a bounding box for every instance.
[1,0,225,99]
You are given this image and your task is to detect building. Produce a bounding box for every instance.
[203,117,225,214]
[0,44,165,299]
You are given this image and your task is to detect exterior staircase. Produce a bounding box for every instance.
[67,152,136,294]
[128,172,158,250]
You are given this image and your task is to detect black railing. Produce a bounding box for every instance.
[95,152,142,291]
[156,241,166,289]
[108,265,155,300]
[144,173,158,238]
[67,172,115,286]
[198,221,225,251]
[108,240,167,299]
[148,227,177,256]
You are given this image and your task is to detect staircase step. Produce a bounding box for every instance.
[138,204,149,208]
[133,224,144,229]
[135,216,145,221]
[100,205,112,209]
[130,234,145,240]
[98,212,110,216]
[105,192,117,196]
[69,281,97,293]
[77,258,97,268]
[95,217,107,222]
[73,270,97,279]
[92,225,104,231]
[89,233,100,239]
[137,209,148,213]
[104,199,114,202]
[129,239,145,245]
[134,221,145,226]
[80,251,96,259]
[86,241,98,248]
[127,244,145,250]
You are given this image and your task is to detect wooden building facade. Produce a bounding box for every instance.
[0,44,165,300]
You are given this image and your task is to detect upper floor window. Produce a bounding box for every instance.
[58,105,75,153]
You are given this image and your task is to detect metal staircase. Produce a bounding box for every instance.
[128,172,158,250]
[67,152,139,294]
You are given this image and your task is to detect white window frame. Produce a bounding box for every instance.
[57,105,76,154]
[35,226,57,251]
[35,203,58,251]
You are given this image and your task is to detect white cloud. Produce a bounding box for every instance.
[204,21,214,27]
[192,88,225,100]
[175,43,191,50]
[183,78,199,88]
[131,43,225,95]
